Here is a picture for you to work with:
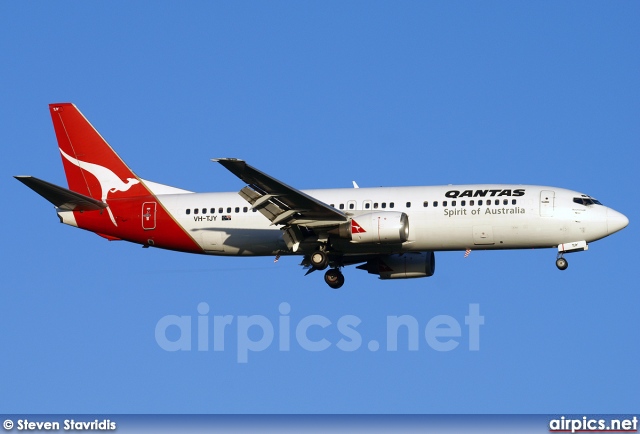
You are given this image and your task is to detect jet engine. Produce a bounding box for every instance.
[357,252,436,279]
[331,212,409,244]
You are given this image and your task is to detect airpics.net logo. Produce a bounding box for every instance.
[154,303,484,363]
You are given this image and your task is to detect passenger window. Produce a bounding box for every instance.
[390,202,394,209]
[452,200,456,207]
[194,208,199,215]
[330,204,335,208]
[219,207,224,214]
[227,207,231,213]
[243,207,248,213]
[512,199,516,205]
[365,203,370,209]
[461,200,466,206]
[443,201,448,207]
[382,203,386,209]
[503,199,508,205]
[470,200,475,206]
[186,209,191,215]
[423,201,429,207]
[406,202,411,208]
[433,201,438,207]
[235,207,240,213]
[202,208,207,214]
[374,203,379,209]
[210,208,216,214]
[349,203,355,210]
[478,200,483,206]
[487,200,492,206]
[339,204,345,210]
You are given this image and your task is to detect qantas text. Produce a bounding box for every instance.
[445,189,525,198]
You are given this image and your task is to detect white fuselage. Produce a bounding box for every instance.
[152,184,625,256]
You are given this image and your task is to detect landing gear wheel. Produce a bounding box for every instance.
[556,257,568,270]
[324,269,345,289]
[310,250,329,270]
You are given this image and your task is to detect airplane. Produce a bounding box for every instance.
[15,103,629,289]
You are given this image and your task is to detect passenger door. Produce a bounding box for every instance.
[539,190,555,217]
[142,202,156,230]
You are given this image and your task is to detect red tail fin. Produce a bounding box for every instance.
[50,103,150,228]
[46,103,201,252]
[50,103,143,201]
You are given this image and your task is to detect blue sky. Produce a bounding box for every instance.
[1,2,638,414]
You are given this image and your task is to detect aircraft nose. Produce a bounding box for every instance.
[607,208,629,234]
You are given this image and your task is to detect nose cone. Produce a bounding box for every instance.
[607,208,629,235]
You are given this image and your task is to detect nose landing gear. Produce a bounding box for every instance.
[555,240,588,271]
[555,255,568,270]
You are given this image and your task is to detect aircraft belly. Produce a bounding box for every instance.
[198,230,225,252]
[423,226,473,250]
[199,228,284,256]
[329,239,402,255]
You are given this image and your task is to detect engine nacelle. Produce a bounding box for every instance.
[357,252,436,279]
[332,211,409,244]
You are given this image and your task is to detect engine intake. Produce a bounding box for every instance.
[332,211,409,244]
[357,252,436,279]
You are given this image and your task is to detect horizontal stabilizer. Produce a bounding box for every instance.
[14,175,108,211]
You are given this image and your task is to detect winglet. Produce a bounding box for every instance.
[352,181,359,188]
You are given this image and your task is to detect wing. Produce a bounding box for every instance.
[213,158,347,226]
[213,159,348,252]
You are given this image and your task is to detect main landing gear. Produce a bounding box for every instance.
[324,268,345,289]
[309,250,329,270]
[307,249,345,289]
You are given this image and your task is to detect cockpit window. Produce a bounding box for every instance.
[573,196,603,206]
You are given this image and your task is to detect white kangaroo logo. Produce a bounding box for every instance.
[59,148,140,226]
